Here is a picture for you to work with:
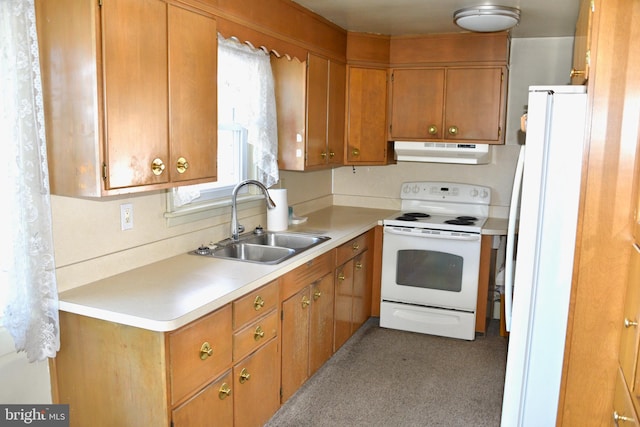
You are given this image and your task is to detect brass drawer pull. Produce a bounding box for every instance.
[313,290,322,300]
[613,410,635,425]
[352,242,360,251]
[218,383,231,400]
[200,342,213,360]
[428,125,438,135]
[254,325,265,341]
[624,318,638,328]
[338,272,345,282]
[448,126,459,136]
[254,295,265,311]
[151,158,165,175]
[355,262,363,270]
[351,148,360,157]
[301,295,311,308]
[239,368,251,384]
[176,157,189,173]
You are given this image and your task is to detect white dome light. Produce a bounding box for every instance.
[453,5,521,32]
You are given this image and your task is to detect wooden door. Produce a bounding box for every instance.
[309,274,335,376]
[233,339,280,427]
[172,371,233,427]
[306,54,330,168]
[102,0,169,189]
[345,66,388,164]
[444,67,504,143]
[281,287,311,402]
[351,251,370,331]
[571,0,593,85]
[334,260,354,351]
[168,5,217,183]
[328,60,346,166]
[622,244,640,391]
[390,68,444,140]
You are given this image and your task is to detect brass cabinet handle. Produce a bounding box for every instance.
[200,342,213,360]
[313,290,322,300]
[428,125,438,135]
[329,150,335,159]
[570,68,586,78]
[254,295,265,311]
[176,157,189,173]
[352,242,360,251]
[151,158,165,175]
[351,148,360,157]
[613,410,635,425]
[447,126,459,136]
[254,325,265,341]
[301,295,311,308]
[338,272,345,282]
[624,318,638,328]
[321,152,327,159]
[218,383,231,400]
[239,368,251,384]
[355,262,363,270]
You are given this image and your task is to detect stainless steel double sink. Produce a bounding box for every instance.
[192,231,330,265]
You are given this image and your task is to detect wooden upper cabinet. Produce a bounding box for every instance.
[272,53,346,171]
[571,0,594,85]
[36,0,218,197]
[345,66,389,164]
[390,66,506,144]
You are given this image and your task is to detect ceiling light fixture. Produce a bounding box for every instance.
[453,5,521,32]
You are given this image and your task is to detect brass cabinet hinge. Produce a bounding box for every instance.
[590,0,595,12]
[98,0,102,6]
[102,162,107,181]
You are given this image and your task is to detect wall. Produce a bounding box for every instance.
[333,37,574,215]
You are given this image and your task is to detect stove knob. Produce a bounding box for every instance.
[412,185,420,193]
[481,189,489,199]
[471,189,479,197]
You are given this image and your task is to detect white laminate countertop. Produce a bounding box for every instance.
[58,205,509,332]
[58,206,395,332]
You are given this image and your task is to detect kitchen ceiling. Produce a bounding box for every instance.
[291,0,580,38]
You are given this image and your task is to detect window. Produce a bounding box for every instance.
[168,34,278,214]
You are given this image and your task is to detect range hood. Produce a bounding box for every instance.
[394,141,491,165]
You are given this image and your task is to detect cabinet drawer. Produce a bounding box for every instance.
[336,231,371,266]
[281,251,334,300]
[613,367,640,426]
[172,370,233,427]
[233,309,278,362]
[169,304,232,406]
[233,280,279,329]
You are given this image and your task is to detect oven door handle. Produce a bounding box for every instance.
[384,227,480,242]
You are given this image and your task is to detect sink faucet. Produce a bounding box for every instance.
[231,179,276,241]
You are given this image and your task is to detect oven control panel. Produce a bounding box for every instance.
[401,181,490,204]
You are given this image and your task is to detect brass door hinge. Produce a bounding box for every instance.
[102,162,107,181]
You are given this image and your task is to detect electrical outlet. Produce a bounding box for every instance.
[120,203,133,231]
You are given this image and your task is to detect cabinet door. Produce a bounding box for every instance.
[571,0,593,85]
[444,67,504,143]
[613,367,640,426]
[309,274,335,376]
[168,5,217,183]
[328,60,346,166]
[334,259,354,351]
[233,339,280,427]
[172,370,233,427]
[390,68,445,139]
[352,251,370,332]
[623,244,640,391]
[102,0,169,189]
[281,287,311,402]
[345,67,388,164]
[306,54,330,168]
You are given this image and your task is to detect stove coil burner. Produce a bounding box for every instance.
[395,212,431,221]
[444,216,478,226]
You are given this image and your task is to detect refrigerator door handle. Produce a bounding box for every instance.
[505,144,526,332]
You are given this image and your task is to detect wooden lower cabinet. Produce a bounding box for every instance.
[172,370,234,427]
[280,252,335,402]
[233,339,280,427]
[334,231,373,351]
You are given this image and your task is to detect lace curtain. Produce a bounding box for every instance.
[173,33,279,206]
[0,0,60,362]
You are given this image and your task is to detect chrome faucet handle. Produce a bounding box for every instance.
[238,224,245,234]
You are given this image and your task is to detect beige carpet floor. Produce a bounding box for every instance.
[265,317,507,427]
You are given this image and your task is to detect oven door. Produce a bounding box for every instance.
[381,225,481,311]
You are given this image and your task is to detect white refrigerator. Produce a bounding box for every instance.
[501,85,588,426]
